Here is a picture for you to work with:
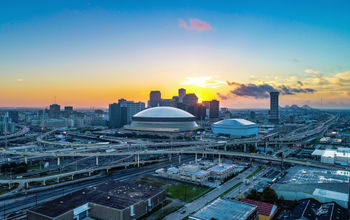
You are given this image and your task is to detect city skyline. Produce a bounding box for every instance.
[1,1,350,109]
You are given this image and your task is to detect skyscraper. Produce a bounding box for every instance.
[49,104,60,118]
[269,91,280,124]
[109,103,124,128]
[209,100,219,118]
[149,91,161,108]
[118,99,145,124]
[178,88,186,103]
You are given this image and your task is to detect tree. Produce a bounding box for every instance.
[261,186,278,204]
[246,189,260,201]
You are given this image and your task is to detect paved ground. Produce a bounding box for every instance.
[164,166,259,220]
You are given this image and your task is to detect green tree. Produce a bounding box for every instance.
[261,186,278,203]
[246,189,260,201]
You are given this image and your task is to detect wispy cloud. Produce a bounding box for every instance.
[182,76,225,88]
[305,68,319,74]
[178,18,213,32]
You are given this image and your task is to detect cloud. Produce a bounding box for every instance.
[217,92,229,100]
[182,76,225,88]
[305,68,319,74]
[225,81,315,99]
[178,18,213,32]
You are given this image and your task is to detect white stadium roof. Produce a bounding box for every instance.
[213,119,256,127]
[133,106,195,118]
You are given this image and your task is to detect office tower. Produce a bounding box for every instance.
[149,91,161,107]
[178,88,186,103]
[209,100,219,118]
[250,111,256,121]
[269,91,280,124]
[197,104,207,120]
[118,99,145,124]
[182,93,198,107]
[49,104,61,118]
[109,103,123,128]
[8,111,19,123]
[64,106,73,113]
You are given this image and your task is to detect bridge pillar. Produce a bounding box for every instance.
[24,156,28,164]
[43,180,46,186]
[96,156,99,166]
[265,142,268,153]
[244,144,247,153]
[57,177,60,183]
[178,154,181,164]
[57,157,60,166]
[218,154,221,164]
[8,183,11,189]
[137,154,140,167]
[224,144,227,151]
[89,172,91,176]
[168,154,172,162]
[195,153,198,164]
[25,182,29,189]
[71,175,74,180]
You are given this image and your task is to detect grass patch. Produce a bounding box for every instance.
[156,205,183,220]
[166,183,210,202]
[28,165,42,170]
[247,167,262,179]
[218,182,243,197]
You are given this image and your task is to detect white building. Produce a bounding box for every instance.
[211,119,258,137]
[312,148,350,165]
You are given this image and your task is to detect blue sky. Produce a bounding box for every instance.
[1,0,350,108]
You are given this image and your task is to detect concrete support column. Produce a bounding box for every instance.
[137,154,140,167]
[178,154,181,164]
[43,180,46,186]
[25,182,29,189]
[224,144,227,151]
[57,157,60,166]
[24,156,28,164]
[8,183,11,189]
[265,142,268,153]
[195,153,198,164]
[57,177,60,183]
[96,156,99,166]
[71,175,74,180]
[88,172,91,176]
[169,154,172,162]
[255,142,258,149]
[244,144,247,153]
[218,154,221,164]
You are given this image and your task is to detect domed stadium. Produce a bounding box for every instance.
[211,119,258,137]
[124,106,199,132]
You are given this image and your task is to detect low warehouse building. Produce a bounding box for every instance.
[211,119,258,137]
[240,199,278,220]
[27,180,166,220]
[189,198,258,220]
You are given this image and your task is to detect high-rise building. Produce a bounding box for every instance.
[183,93,198,116]
[118,99,145,124]
[49,104,61,118]
[149,91,162,108]
[209,100,219,118]
[64,106,73,112]
[109,103,123,128]
[269,91,280,124]
[8,111,19,123]
[178,88,186,103]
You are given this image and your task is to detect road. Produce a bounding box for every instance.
[165,166,260,220]
[0,155,194,218]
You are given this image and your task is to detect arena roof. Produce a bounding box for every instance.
[213,119,256,127]
[133,106,195,118]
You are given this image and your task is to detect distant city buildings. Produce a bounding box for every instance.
[48,104,60,118]
[269,91,279,124]
[109,99,145,128]
[147,88,220,120]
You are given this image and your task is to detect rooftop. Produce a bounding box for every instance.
[212,118,257,127]
[290,199,347,220]
[29,180,164,218]
[133,106,195,118]
[189,198,257,220]
[240,199,277,217]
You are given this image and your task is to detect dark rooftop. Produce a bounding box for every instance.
[290,199,347,220]
[29,180,164,218]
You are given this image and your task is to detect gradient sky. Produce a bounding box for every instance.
[1,0,350,109]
